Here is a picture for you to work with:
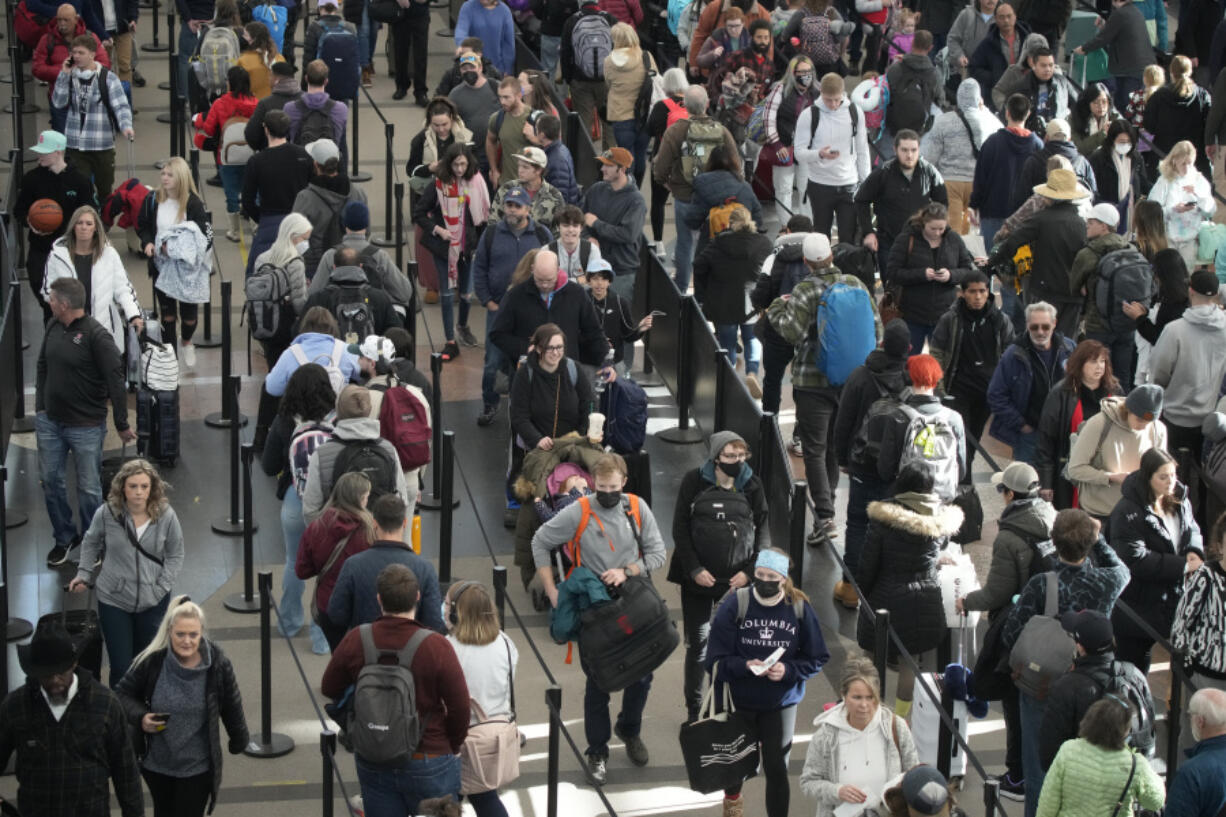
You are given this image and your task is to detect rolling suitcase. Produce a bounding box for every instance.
[35,588,104,681]
[136,388,180,468]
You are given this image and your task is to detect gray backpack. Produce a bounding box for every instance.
[896,403,961,502]
[1008,574,1076,700]
[349,625,431,765]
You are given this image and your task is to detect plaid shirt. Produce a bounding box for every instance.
[0,672,144,817]
[51,67,132,152]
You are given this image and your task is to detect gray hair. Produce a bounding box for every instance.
[1189,688,1226,731]
[662,67,689,95]
[48,276,86,309]
[1024,301,1057,323]
[683,86,709,116]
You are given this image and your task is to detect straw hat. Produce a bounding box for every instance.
[1033,167,1091,200]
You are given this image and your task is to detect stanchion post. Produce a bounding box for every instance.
[205,281,248,427]
[757,412,775,487]
[983,779,1000,817]
[419,352,457,510]
[10,279,33,434]
[142,0,169,50]
[789,480,807,588]
[243,571,294,757]
[162,23,178,137]
[546,685,562,817]
[492,565,507,631]
[438,430,455,584]
[1167,671,1183,776]
[874,608,891,695]
[713,349,728,432]
[350,91,371,182]
[394,182,405,272]
[656,297,703,444]
[211,376,246,535]
[320,730,337,817]
[224,443,261,608]
[189,147,200,189]
[2,465,34,642]
[372,122,397,247]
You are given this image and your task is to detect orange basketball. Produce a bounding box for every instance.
[28,198,63,233]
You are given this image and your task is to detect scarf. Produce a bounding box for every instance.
[893,491,944,517]
[1110,149,1131,204]
[435,176,491,285]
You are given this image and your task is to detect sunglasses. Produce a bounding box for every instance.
[1028,323,1052,331]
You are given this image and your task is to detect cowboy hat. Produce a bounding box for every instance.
[1033,167,1091,200]
[17,622,77,678]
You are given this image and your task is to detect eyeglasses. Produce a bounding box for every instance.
[1028,324,1052,331]
[544,344,565,352]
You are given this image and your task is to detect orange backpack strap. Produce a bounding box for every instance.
[563,496,593,579]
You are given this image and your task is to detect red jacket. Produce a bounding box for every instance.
[295,507,372,614]
[600,0,642,27]
[321,616,470,755]
[32,21,110,84]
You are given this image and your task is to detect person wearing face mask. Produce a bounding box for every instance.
[756,56,820,221]
[667,430,769,724]
[696,7,750,77]
[689,0,770,77]
[705,547,829,817]
[447,54,501,176]
[1087,120,1148,234]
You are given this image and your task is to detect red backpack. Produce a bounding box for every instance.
[376,379,432,471]
[101,178,151,230]
[662,97,689,128]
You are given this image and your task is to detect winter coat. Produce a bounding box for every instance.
[750,232,808,348]
[295,507,373,613]
[1144,85,1213,171]
[490,180,566,232]
[136,191,212,257]
[471,216,553,305]
[667,462,769,593]
[541,140,581,205]
[301,417,411,523]
[1164,733,1226,817]
[833,350,909,473]
[508,352,595,449]
[264,332,361,397]
[42,240,140,352]
[1088,143,1150,208]
[654,117,741,201]
[235,50,284,100]
[1171,560,1226,680]
[968,22,1031,105]
[688,0,770,69]
[1079,0,1151,76]
[697,26,750,72]
[1020,70,1074,133]
[1037,384,1126,510]
[31,21,110,84]
[875,392,968,495]
[114,643,248,814]
[922,102,1004,183]
[884,53,946,134]
[603,47,655,122]
[411,178,486,259]
[1109,469,1203,640]
[970,126,1043,218]
[244,80,302,150]
[854,158,949,258]
[1015,139,1099,212]
[686,169,765,246]
[291,177,367,276]
[1038,739,1166,817]
[300,264,403,336]
[929,299,1015,398]
[74,503,184,613]
[151,223,211,304]
[601,0,642,25]
[961,497,1056,615]
[856,497,964,657]
[313,235,412,309]
[194,92,259,154]
[406,120,473,179]
[549,565,609,642]
[328,542,447,633]
[885,223,975,326]
[489,278,610,366]
[1067,233,1134,335]
[1039,652,1155,769]
[693,228,773,324]
[800,704,920,817]
[1148,169,1217,245]
[946,4,994,67]
[989,199,1087,308]
[1150,304,1226,427]
[986,331,1076,446]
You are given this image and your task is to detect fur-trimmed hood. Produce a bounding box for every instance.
[866,499,964,538]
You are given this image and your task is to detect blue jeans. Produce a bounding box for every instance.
[36,413,107,547]
[218,164,245,214]
[844,472,887,579]
[714,323,760,374]
[279,487,329,651]
[97,594,170,687]
[434,254,472,341]
[467,790,509,817]
[482,308,509,408]
[672,198,701,293]
[584,671,652,759]
[1019,691,1046,817]
[1086,329,1136,391]
[979,216,1004,249]
[610,119,650,186]
[355,754,460,817]
[1107,75,1143,115]
[1012,429,1039,465]
[539,34,561,78]
[906,320,935,356]
[178,23,200,100]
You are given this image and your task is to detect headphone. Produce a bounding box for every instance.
[447,581,481,627]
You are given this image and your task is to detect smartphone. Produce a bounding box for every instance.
[151,713,171,724]
[649,310,666,318]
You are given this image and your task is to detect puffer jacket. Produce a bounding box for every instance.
[114,642,248,815]
[601,0,642,26]
[603,47,655,122]
[1036,383,1122,510]
[686,169,765,249]
[1037,738,1166,817]
[833,349,909,474]
[74,503,185,613]
[1109,469,1203,641]
[43,240,140,352]
[296,507,373,613]
[961,496,1056,615]
[1067,397,1167,518]
[301,417,411,523]
[885,223,976,327]
[986,331,1076,446]
[750,232,808,348]
[31,20,110,83]
[693,228,773,324]
[929,298,1014,398]
[1067,233,1134,335]
[856,496,963,657]
[799,702,920,817]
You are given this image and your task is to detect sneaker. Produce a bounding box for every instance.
[614,724,649,766]
[833,580,860,609]
[456,324,479,347]
[823,518,840,540]
[348,793,365,816]
[788,436,803,457]
[441,341,460,361]
[745,372,763,399]
[181,343,196,368]
[46,540,77,567]
[994,774,1025,801]
[585,755,608,786]
[361,66,374,88]
[477,404,498,427]
[806,527,831,549]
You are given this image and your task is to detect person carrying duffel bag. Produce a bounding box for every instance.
[530,451,672,789]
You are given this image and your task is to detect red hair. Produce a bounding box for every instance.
[906,354,943,390]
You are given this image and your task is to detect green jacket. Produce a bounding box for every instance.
[765,266,883,391]
[549,565,610,643]
[1037,739,1165,817]
[1067,233,1132,335]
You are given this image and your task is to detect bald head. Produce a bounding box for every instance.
[56,4,77,36]
[684,86,709,117]
[533,249,559,294]
[1190,688,1226,741]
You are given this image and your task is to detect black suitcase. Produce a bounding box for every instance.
[623,449,652,507]
[579,576,679,693]
[35,595,104,682]
[137,388,180,467]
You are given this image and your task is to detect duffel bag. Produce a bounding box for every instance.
[578,575,679,693]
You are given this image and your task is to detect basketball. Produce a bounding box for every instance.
[28,199,63,233]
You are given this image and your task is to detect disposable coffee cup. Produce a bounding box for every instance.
[588,412,605,443]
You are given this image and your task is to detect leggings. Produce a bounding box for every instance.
[650,176,670,243]
[725,704,797,817]
[149,260,198,348]
[142,768,213,817]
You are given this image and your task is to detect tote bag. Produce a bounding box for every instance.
[679,665,760,794]
[459,636,521,794]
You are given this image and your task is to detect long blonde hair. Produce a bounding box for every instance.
[447,580,501,646]
[262,212,312,269]
[63,205,109,263]
[1142,64,1165,103]
[611,22,641,58]
[131,595,205,669]
[1169,55,1195,98]
[155,156,198,225]
[728,204,756,233]
[1159,140,1197,180]
[106,458,171,520]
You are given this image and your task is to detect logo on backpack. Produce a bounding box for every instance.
[349,625,431,765]
[294,98,337,145]
[814,281,876,386]
[328,284,376,344]
[245,262,293,341]
[192,25,240,97]
[571,12,613,81]
[897,403,960,501]
[333,438,399,500]
[681,119,726,183]
[1095,247,1156,334]
[378,381,432,471]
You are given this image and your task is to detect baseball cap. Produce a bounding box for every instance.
[595,147,633,169]
[503,186,531,207]
[1060,609,1114,654]
[802,232,832,262]
[459,54,478,67]
[1191,268,1221,297]
[586,257,615,280]
[305,138,340,165]
[1088,202,1120,229]
[1045,118,1071,140]
[990,462,1040,494]
[354,335,395,361]
[31,130,67,154]
[901,766,951,816]
[514,146,547,168]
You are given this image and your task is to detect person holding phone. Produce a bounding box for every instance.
[115,596,249,817]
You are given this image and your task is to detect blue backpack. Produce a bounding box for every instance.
[601,377,648,454]
[252,2,288,51]
[814,281,876,386]
[316,19,360,102]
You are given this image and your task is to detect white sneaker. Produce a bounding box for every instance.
[181,343,196,368]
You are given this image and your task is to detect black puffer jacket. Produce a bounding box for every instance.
[114,642,248,815]
[961,496,1056,616]
[1108,470,1204,641]
[1144,85,1213,177]
[751,233,808,348]
[989,200,1086,308]
[885,222,976,327]
[856,497,964,658]
[1035,380,1119,510]
[1014,139,1098,212]
[1039,652,1154,770]
[489,278,611,366]
[693,228,773,325]
[667,462,769,596]
[508,351,595,449]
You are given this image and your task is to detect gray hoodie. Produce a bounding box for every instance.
[1150,304,1226,427]
[76,503,185,612]
[922,79,1003,182]
[991,32,1049,111]
[580,178,647,279]
[946,3,994,66]
[312,233,413,311]
[301,417,410,522]
[290,179,368,276]
[799,703,920,817]
[530,495,667,576]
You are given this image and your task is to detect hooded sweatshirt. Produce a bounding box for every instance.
[921,79,1003,182]
[301,417,411,522]
[1066,396,1168,517]
[290,175,367,274]
[962,497,1056,614]
[834,345,910,474]
[970,125,1043,218]
[991,32,1049,110]
[884,53,945,134]
[794,98,873,186]
[1150,304,1226,427]
[800,704,919,817]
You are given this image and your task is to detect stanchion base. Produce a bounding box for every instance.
[157,81,170,90]
[193,335,222,349]
[222,592,262,613]
[6,510,29,529]
[6,618,34,642]
[2,101,40,114]
[204,411,249,429]
[12,416,35,433]
[632,372,665,388]
[656,425,705,444]
[243,733,295,758]
[156,112,172,123]
[211,517,257,536]
[417,491,460,511]
[370,234,403,248]
[140,42,170,52]
[351,171,373,182]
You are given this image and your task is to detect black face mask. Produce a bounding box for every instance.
[752,42,770,54]
[754,578,782,598]
[717,460,744,478]
[596,490,621,509]
[461,70,478,85]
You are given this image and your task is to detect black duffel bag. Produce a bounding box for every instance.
[578,575,679,694]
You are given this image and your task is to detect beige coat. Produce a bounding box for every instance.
[1066,397,1167,517]
[603,47,656,123]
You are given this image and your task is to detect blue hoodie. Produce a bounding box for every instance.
[970,126,1042,219]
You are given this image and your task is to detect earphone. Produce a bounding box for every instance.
[448,581,481,627]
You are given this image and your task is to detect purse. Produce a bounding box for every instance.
[679,665,760,794]
[1109,754,1138,817]
[310,533,352,623]
[459,635,521,795]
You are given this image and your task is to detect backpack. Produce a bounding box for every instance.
[570,12,613,81]
[1094,247,1156,334]
[316,19,360,102]
[326,283,376,343]
[252,1,288,51]
[689,486,756,579]
[66,65,120,133]
[634,52,665,123]
[192,25,240,98]
[332,438,399,500]
[354,244,384,286]
[662,97,689,129]
[895,402,961,501]
[377,378,432,471]
[849,377,904,468]
[220,116,253,165]
[349,625,431,765]
[806,101,860,156]
[294,99,337,146]
[1025,536,1058,581]
[548,239,591,273]
[600,376,648,454]
[289,421,333,496]
[707,197,739,237]
[745,94,771,144]
[562,493,643,577]
[1101,661,1157,757]
[245,262,294,341]
[813,280,876,386]
[776,255,809,297]
[680,119,727,182]
[290,339,349,396]
[798,13,840,66]
[832,242,877,293]
[1008,573,1076,700]
[885,68,931,134]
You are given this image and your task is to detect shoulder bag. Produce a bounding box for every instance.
[459,634,521,794]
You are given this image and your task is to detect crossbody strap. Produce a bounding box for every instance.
[116,512,165,566]
[504,632,516,718]
[319,532,353,580]
[1109,754,1138,817]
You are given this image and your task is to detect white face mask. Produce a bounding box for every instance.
[1115,143,1132,156]
[73,67,94,80]
[294,239,310,256]
[441,600,450,627]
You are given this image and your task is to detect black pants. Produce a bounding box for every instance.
[282,1,303,67]
[950,391,991,484]
[806,181,857,245]
[1001,683,1022,779]
[761,338,795,416]
[391,14,429,94]
[143,768,213,817]
[26,242,54,324]
[650,176,670,243]
[724,705,797,817]
[315,605,348,651]
[1166,420,1204,465]
[148,260,198,348]
[794,388,841,520]
[680,586,720,720]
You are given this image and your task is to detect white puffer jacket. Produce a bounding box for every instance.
[42,238,140,351]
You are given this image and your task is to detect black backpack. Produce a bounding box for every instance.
[1101,661,1157,758]
[885,69,931,135]
[1026,535,1058,580]
[326,283,376,343]
[294,98,337,145]
[688,486,756,579]
[848,377,904,468]
[332,438,398,500]
[1094,247,1156,334]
